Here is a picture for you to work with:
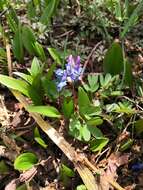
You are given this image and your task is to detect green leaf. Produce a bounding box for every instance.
[34,127,48,148]
[14,152,38,171]
[40,0,59,25]
[135,119,143,135]
[42,79,59,100]
[34,137,48,148]
[81,124,91,141]
[84,75,99,92]
[114,0,122,21]
[33,42,46,61]
[76,185,87,190]
[22,26,36,54]
[6,7,19,33]
[69,117,82,141]
[87,126,103,139]
[90,138,109,152]
[103,42,123,75]
[14,72,33,84]
[78,87,90,114]
[124,60,133,87]
[44,63,56,81]
[62,98,74,118]
[48,47,62,65]
[27,105,61,118]
[121,1,143,39]
[60,164,75,178]
[27,1,37,19]
[0,74,30,97]
[28,85,42,105]
[29,57,41,77]
[86,117,103,126]
[120,139,133,151]
[13,25,24,62]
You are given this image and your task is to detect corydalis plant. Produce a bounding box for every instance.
[55,55,83,91]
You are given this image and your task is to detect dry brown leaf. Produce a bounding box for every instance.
[5,179,18,190]
[98,153,129,190]
[20,167,37,182]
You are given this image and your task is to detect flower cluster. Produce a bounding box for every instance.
[55,55,83,91]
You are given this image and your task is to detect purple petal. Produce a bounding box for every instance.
[76,56,80,66]
[55,69,64,79]
[57,81,67,91]
[68,55,74,66]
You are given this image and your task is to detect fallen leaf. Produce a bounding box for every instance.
[99,153,129,190]
[5,179,18,190]
[20,167,37,182]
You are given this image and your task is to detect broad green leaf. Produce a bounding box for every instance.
[103,42,123,75]
[86,75,99,92]
[81,125,91,141]
[42,79,59,100]
[33,42,46,61]
[123,60,133,87]
[87,126,103,139]
[48,47,62,65]
[0,74,30,97]
[88,75,98,88]
[69,117,82,141]
[14,152,38,171]
[30,57,41,77]
[13,25,24,62]
[78,87,90,114]
[121,1,143,39]
[28,85,42,105]
[22,26,36,54]
[14,72,33,84]
[90,138,109,152]
[86,117,103,126]
[27,105,61,118]
[62,98,74,118]
[40,0,59,25]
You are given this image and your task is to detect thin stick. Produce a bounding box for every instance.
[5,38,13,77]
[81,42,102,79]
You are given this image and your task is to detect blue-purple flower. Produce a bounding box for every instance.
[55,55,82,91]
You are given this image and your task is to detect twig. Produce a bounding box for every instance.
[5,32,124,190]
[0,95,9,121]
[12,90,125,190]
[55,30,74,39]
[81,42,102,80]
[5,38,13,77]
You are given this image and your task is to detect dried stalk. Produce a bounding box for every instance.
[12,90,98,190]
[5,37,124,190]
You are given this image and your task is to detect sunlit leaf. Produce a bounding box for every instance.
[0,74,30,97]
[14,152,38,171]
[27,105,61,118]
